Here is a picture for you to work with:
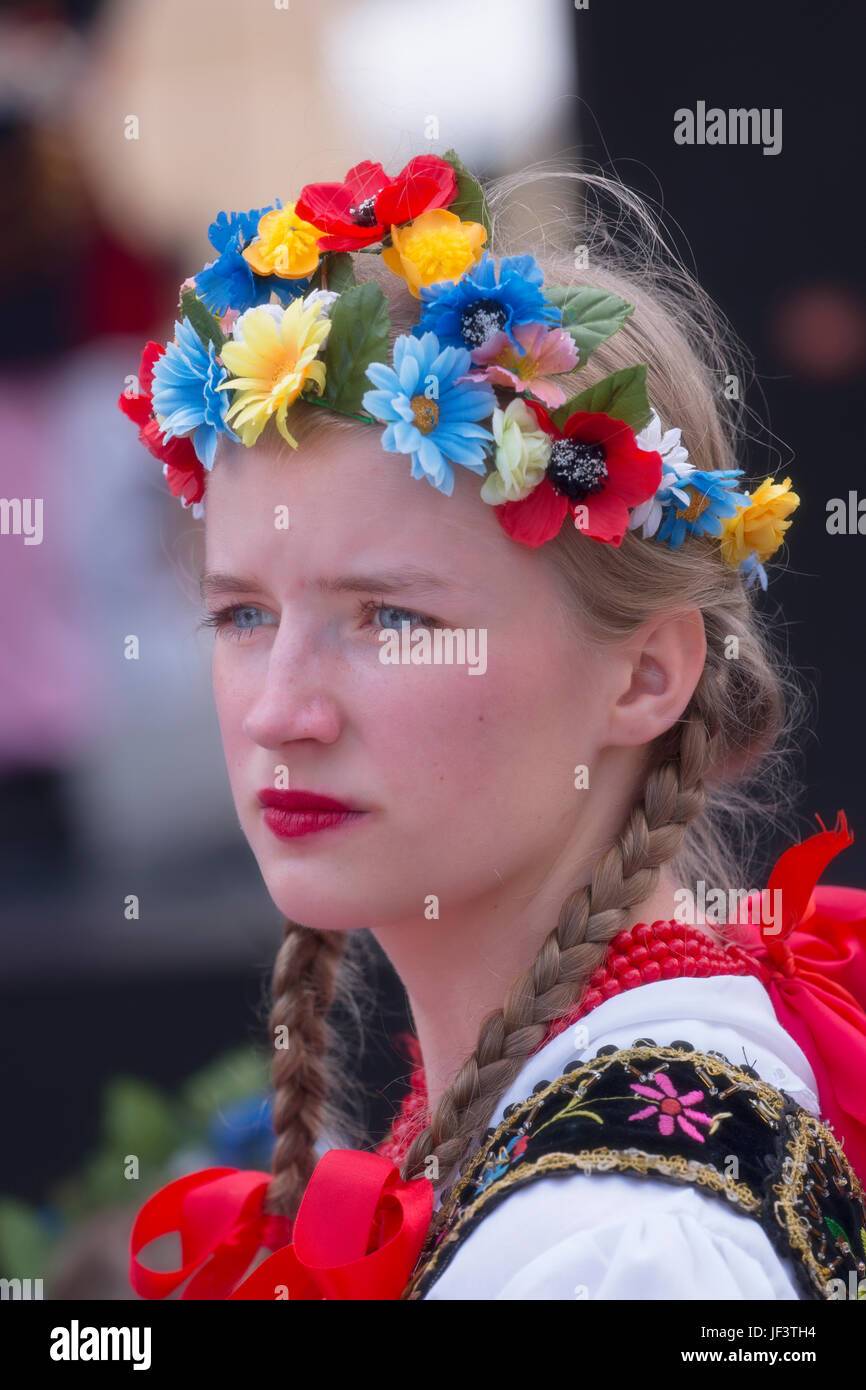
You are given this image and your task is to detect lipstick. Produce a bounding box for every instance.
[257,788,368,840]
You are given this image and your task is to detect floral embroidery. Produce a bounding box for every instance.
[531,1093,605,1137]
[627,1069,714,1142]
[475,1132,529,1193]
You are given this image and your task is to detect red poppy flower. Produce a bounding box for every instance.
[496,401,662,548]
[118,342,205,503]
[295,155,458,253]
[163,455,205,506]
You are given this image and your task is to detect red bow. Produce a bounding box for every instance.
[731,812,866,1185]
[130,1150,433,1301]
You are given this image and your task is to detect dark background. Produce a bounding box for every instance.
[578,0,866,868]
[2,0,864,1234]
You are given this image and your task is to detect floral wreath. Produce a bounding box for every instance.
[118,149,798,586]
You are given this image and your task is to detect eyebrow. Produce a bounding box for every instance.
[199,566,464,601]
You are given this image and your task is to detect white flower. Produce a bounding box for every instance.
[480,397,551,504]
[302,288,340,319]
[628,408,695,538]
[636,408,690,470]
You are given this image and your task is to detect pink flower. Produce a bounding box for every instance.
[458,321,578,408]
[628,1071,714,1142]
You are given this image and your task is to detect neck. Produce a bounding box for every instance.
[371,858,714,1119]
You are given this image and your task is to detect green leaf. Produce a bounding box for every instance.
[551,365,653,434]
[544,286,634,364]
[320,281,391,416]
[102,1077,177,1165]
[825,1216,852,1247]
[441,147,492,240]
[180,288,226,353]
[324,252,357,294]
[0,1200,53,1277]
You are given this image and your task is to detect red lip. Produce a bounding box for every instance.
[257,789,362,812]
[256,788,368,841]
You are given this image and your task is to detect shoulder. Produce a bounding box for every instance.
[422,1170,803,1301]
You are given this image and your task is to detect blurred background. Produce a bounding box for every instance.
[1,0,863,1297]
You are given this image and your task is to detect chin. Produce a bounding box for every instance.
[261,875,371,934]
[248,836,369,932]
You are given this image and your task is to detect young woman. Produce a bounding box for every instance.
[123,153,866,1301]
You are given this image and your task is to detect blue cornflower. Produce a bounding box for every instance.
[195,242,308,316]
[655,468,750,549]
[194,201,309,316]
[362,331,496,495]
[151,317,239,469]
[207,207,273,254]
[413,252,561,358]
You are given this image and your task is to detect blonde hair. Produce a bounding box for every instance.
[255,165,805,1221]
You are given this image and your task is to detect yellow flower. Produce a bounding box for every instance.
[382,208,487,299]
[242,203,324,279]
[480,398,551,504]
[219,300,331,448]
[720,476,800,567]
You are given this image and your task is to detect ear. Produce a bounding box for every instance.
[606,607,707,749]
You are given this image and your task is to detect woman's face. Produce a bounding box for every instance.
[204,427,624,932]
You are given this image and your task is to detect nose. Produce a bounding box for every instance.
[241,625,343,751]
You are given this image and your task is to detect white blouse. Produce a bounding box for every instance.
[422,975,821,1300]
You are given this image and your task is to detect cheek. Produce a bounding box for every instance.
[211,642,256,778]
[362,665,497,797]
[426,640,609,830]
[361,638,603,818]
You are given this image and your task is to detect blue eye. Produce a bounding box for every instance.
[358,599,437,632]
[231,606,274,629]
[202,604,278,638]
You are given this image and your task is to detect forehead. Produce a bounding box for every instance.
[203,426,538,594]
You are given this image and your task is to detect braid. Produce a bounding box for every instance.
[262,921,347,1221]
[401,698,720,1193]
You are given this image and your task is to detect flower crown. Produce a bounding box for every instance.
[118,149,798,585]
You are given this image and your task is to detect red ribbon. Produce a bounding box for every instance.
[731,811,866,1185]
[130,1151,433,1301]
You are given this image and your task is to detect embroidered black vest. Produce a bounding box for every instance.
[403,1042,866,1301]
